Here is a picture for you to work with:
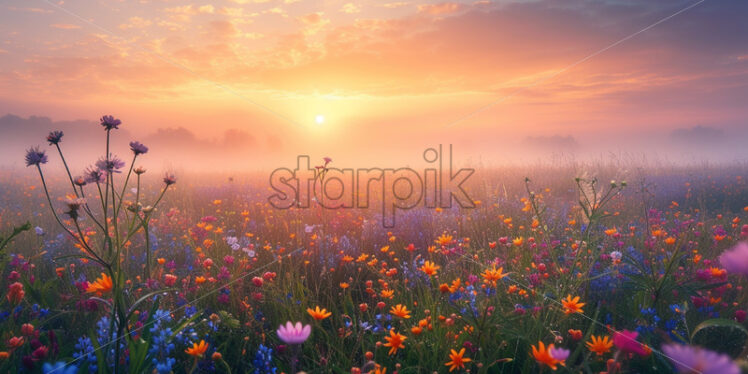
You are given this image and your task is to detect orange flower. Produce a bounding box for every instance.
[512,237,524,246]
[307,306,332,321]
[381,289,395,299]
[339,282,350,289]
[561,295,585,315]
[481,266,507,285]
[383,329,406,355]
[531,341,560,370]
[435,233,453,246]
[185,340,209,357]
[390,304,411,319]
[410,326,423,335]
[6,282,24,305]
[445,348,471,372]
[0,351,8,360]
[195,276,206,285]
[420,261,440,276]
[586,335,613,356]
[86,273,113,295]
[664,237,676,245]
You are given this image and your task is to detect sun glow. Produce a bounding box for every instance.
[315,114,325,125]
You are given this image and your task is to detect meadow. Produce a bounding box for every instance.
[1,118,748,373]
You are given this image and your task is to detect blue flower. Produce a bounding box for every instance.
[129,141,149,156]
[47,130,64,145]
[100,115,121,130]
[252,344,277,374]
[42,361,78,374]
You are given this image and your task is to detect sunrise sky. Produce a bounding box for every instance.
[1,0,747,168]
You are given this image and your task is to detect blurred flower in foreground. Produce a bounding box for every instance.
[277,321,311,344]
[613,330,648,356]
[719,242,748,276]
[662,344,739,374]
[42,361,77,374]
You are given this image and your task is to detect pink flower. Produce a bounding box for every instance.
[613,330,648,356]
[277,321,311,345]
[720,242,748,276]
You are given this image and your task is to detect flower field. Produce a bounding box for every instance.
[2,118,748,373]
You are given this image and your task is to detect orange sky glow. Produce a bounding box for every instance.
[1,0,747,169]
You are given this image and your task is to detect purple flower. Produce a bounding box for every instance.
[84,167,106,184]
[719,242,748,276]
[100,115,121,130]
[25,147,48,167]
[163,173,177,186]
[47,131,64,145]
[277,321,311,344]
[662,344,739,374]
[96,155,125,173]
[549,346,569,362]
[129,141,148,156]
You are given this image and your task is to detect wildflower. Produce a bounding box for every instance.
[0,352,8,359]
[25,147,48,167]
[662,343,739,374]
[383,329,406,355]
[420,261,440,276]
[613,330,648,356]
[7,282,24,304]
[134,166,146,175]
[719,242,748,276]
[277,321,311,344]
[531,341,561,370]
[64,197,86,219]
[84,166,105,184]
[436,234,453,246]
[561,295,585,315]
[481,266,507,285]
[164,173,177,186]
[444,348,471,372]
[128,141,148,156]
[307,306,332,321]
[46,131,64,145]
[549,346,569,362]
[164,274,177,287]
[252,344,277,374]
[185,340,209,357]
[96,155,125,174]
[86,273,113,295]
[212,352,222,361]
[42,361,77,374]
[512,237,524,246]
[390,304,411,319]
[568,329,582,341]
[586,335,613,356]
[100,115,121,130]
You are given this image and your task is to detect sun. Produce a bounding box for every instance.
[315,114,325,125]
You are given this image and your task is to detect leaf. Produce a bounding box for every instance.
[691,318,748,358]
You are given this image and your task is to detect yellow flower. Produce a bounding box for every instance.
[307,306,332,321]
[445,348,471,372]
[383,329,406,355]
[481,266,507,285]
[435,233,453,246]
[390,304,411,319]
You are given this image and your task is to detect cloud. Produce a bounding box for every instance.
[417,2,461,16]
[341,3,361,14]
[50,24,81,30]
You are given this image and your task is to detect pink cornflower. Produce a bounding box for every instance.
[277,322,311,345]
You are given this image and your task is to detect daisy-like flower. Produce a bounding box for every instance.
[389,304,411,319]
[561,295,585,315]
[586,335,613,356]
[100,115,121,130]
[307,306,332,321]
[64,197,86,219]
[481,266,508,285]
[185,340,209,357]
[47,131,64,145]
[383,329,406,355]
[420,261,440,276]
[25,147,48,167]
[531,341,561,370]
[435,233,453,246]
[86,273,113,295]
[84,166,106,184]
[277,321,311,344]
[444,348,471,372]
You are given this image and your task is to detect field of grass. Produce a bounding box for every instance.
[1,123,748,373]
